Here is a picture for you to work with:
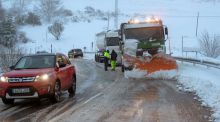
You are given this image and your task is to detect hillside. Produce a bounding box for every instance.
[2,0,220,57]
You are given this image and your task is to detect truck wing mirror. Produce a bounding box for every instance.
[118,30,121,35]
[165,27,168,35]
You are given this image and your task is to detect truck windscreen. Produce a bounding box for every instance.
[106,37,120,46]
[124,27,164,41]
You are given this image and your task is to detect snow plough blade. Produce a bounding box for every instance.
[123,53,178,75]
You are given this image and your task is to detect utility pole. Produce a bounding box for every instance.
[182,36,184,57]
[51,44,52,53]
[46,30,48,43]
[196,12,200,37]
[107,12,110,31]
[114,0,118,29]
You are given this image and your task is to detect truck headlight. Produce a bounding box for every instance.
[0,76,8,82]
[35,74,49,81]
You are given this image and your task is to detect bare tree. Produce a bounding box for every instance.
[25,12,41,26]
[0,45,24,72]
[48,21,64,40]
[199,31,220,58]
[38,0,62,22]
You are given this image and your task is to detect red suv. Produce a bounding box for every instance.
[0,53,76,104]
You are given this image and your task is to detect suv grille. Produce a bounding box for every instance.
[8,77,35,83]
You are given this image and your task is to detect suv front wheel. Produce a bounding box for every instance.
[68,75,76,97]
[2,97,14,105]
[50,81,61,103]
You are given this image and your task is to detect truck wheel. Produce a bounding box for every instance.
[2,97,14,105]
[95,56,98,62]
[50,81,61,103]
[68,75,76,97]
[121,65,125,72]
[98,57,101,62]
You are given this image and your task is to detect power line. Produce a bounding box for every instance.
[163,15,220,18]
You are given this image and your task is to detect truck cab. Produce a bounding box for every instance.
[120,17,168,56]
[119,17,169,71]
[95,30,122,65]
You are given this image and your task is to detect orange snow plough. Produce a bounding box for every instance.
[123,53,177,75]
[119,17,178,76]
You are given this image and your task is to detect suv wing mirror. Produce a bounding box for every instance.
[59,62,66,68]
[9,66,15,70]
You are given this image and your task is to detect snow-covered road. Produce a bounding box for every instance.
[0,59,212,122]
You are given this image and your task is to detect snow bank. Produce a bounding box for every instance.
[124,69,148,79]
[125,68,177,79]
[177,62,220,121]
[147,69,178,80]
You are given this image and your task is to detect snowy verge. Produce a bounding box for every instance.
[174,56,220,65]
[177,62,220,122]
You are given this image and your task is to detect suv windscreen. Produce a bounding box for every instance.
[15,55,55,69]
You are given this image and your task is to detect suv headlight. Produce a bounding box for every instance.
[0,76,8,82]
[35,74,49,82]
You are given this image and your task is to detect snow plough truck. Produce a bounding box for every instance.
[119,17,177,76]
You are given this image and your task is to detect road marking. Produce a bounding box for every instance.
[83,93,103,104]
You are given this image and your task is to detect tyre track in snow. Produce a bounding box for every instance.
[51,67,213,122]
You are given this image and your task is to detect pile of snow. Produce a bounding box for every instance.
[147,69,178,80]
[124,69,147,79]
[177,62,220,121]
[125,68,178,79]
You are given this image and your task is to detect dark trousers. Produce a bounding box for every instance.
[104,58,108,71]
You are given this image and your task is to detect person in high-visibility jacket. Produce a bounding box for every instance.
[104,50,110,71]
[110,50,117,71]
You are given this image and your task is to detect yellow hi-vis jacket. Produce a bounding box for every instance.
[104,52,110,59]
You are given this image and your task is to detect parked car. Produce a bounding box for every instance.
[68,49,83,58]
[36,51,49,54]
[0,53,76,104]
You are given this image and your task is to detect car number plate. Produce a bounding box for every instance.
[12,88,30,94]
